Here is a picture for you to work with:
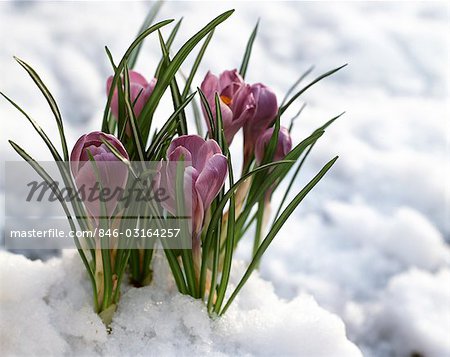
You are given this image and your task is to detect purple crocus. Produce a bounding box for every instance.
[200,69,256,144]
[160,135,228,236]
[106,70,156,135]
[244,83,278,162]
[255,126,292,164]
[70,131,129,220]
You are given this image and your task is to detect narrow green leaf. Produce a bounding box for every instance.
[157,30,188,135]
[214,153,235,313]
[239,20,259,79]
[14,57,69,161]
[288,103,306,133]
[221,156,339,315]
[138,10,235,144]
[274,112,344,221]
[102,19,174,132]
[279,64,347,116]
[280,65,314,108]
[8,140,98,310]
[146,91,196,159]
[155,18,183,78]
[128,0,165,68]
[198,87,215,137]
[181,29,214,99]
[123,63,146,161]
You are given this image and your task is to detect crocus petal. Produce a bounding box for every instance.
[255,126,292,163]
[70,134,87,175]
[195,153,228,209]
[195,139,222,172]
[244,83,278,147]
[218,69,243,93]
[70,131,129,220]
[200,71,220,98]
[128,70,149,87]
[168,135,206,163]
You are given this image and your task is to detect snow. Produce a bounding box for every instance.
[0,250,361,356]
[0,1,449,356]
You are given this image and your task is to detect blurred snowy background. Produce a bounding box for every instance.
[0,1,449,356]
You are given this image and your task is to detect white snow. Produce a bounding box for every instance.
[0,1,449,356]
[0,250,361,356]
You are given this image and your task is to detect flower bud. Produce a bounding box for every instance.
[106,70,156,135]
[255,126,292,164]
[200,69,256,144]
[244,83,278,161]
[161,135,228,236]
[70,131,129,220]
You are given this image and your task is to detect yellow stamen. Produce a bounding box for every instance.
[220,95,232,106]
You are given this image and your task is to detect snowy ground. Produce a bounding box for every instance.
[1,1,449,356]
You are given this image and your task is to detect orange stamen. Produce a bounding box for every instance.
[220,95,232,106]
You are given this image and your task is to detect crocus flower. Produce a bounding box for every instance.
[243,83,278,162]
[255,126,292,164]
[70,131,129,220]
[106,70,156,135]
[200,69,256,144]
[160,135,228,236]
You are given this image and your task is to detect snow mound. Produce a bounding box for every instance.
[0,251,361,356]
[362,268,450,357]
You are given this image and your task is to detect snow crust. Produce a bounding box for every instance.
[0,250,361,356]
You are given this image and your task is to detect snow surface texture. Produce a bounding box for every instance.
[0,1,449,356]
[0,250,362,356]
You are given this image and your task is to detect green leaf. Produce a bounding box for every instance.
[239,20,259,79]
[155,18,183,78]
[175,159,197,296]
[86,151,113,310]
[102,19,174,132]
[128,0,165,69]
[220,156,339,315]
[14,57,69,161]
[203,161,293,254]
[8,140,98,311]
[157,30,188,135]
[280,65,314,108]
[138,10,235,144]
[104,46,118,71]
[123,63,146,161]
[213,153,236,313]
[146,91,197,159]
[198,87,215,138]
[279,64,347,116]
[273,112,344,221]
[181,29,214,99]
[214,93,224,149]
[288,103,306,133]
[1,92,62,162]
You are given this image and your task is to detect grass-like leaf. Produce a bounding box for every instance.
[221,156,339,315]
[138,10,234,144]
[273,112,344,222]
[128,0,165,69]
[279,64,347,116]
[280,65,314,108]
[213,152,236,313]
[123,63,146,161]
[155,18,183,78]
[198,87,215,138]
[181,30,214,99]
[102,19,174,132]
[13,57,69,161]
[239,20,259,79]
[9,140,98,310]
[146,91,196,159]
